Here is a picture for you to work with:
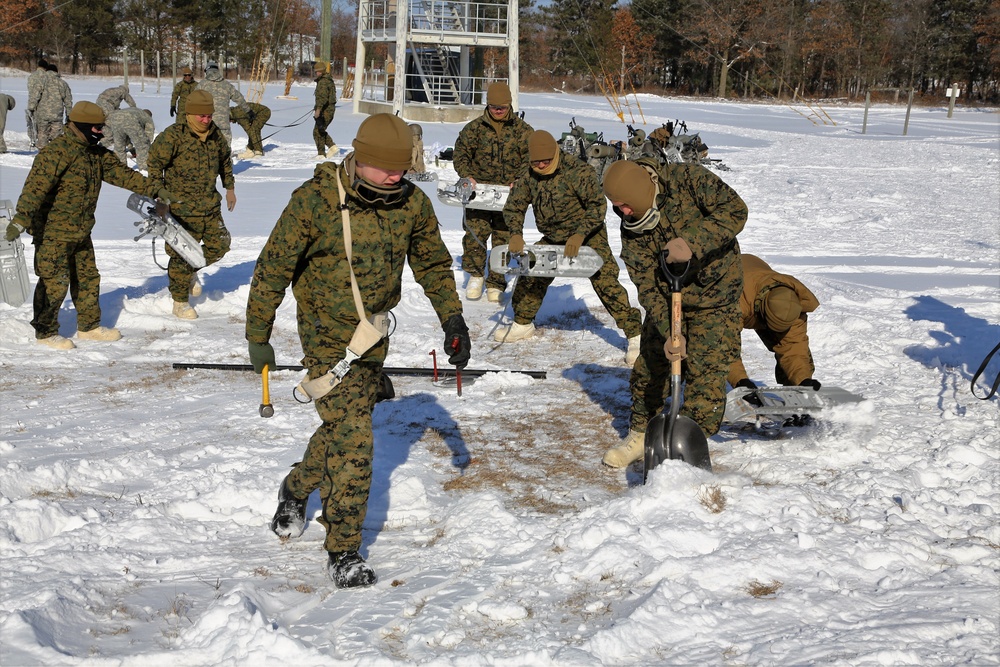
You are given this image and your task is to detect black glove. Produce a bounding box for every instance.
[169,105,176,117]
[735,378,762,407]
[247,110,255,124]
[443,314,471,369]
[799,378,822,391]
[248,341,276,374]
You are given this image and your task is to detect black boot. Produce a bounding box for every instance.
[327,550,377,588]
[269,475,307,538]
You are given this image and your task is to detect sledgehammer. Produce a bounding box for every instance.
[259,364,274,418]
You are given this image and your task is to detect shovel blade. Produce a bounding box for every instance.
[643,413,712,482]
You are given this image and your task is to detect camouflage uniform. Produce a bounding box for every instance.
[170,76,198,123]
[503,154,641,338]
[10,126,160,339]
[453,109,533,291]
[26,64,47,146]
[313,71,337,155]
[246,157,463,553]
[30,70,72,149]
[96,85,137,118]
[622,158,747,436]
[147,120,235,301]
[230,102,271,154]
[105,108,155,170]
[0,93,14,153]
[727,253,819,387]
[196,66,250,146]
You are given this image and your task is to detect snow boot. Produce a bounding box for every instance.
[487,288,502,303]
[602,429,645,468]
[269,476,307,538]
[327,550,377,589]
[189,275,202,297]
[172,300,198,320]
[38,335,75,350]
[77,326,122,342]
[625,334,641,365]
[466,276,484,300]
[493,321,535,343]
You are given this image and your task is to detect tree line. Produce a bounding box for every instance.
[2,0,997,103]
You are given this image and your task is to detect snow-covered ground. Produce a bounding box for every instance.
[1,72,998,666]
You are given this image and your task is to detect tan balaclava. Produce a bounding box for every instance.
[528,130,559,176]
[185,90,215,141]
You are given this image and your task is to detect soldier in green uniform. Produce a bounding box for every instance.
[5,101,172,350]
[169,66,198,123]
[494,130,643,365]
[245,114,471,588]
[600,158,748,468]
[231,101,271,158]
[312,62,337,158]
[453,82,533,302]
[147,90,236,320]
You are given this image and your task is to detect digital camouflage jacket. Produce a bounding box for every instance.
[620,158,748,340]
[728,253,819,386]
[170,78,199,117]
[503,154,606,243]
[314,73,337,114]
[11,127,159,242]
[453,109,533,186]
[147,121,235,218]
[246,157,463,374]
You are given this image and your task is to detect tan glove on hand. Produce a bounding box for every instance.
[665,237,692,262]
[564,233,585,258]
[664,334,688,362]
[508,234,525,254]
[226,189,237,211]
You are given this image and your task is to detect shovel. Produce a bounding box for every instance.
[643,258,712,483]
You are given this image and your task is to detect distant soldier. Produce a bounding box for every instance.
[494,130,643,365]
[727,253,822,391]
[105,107,155,171]
[49,63,73,118]
[0,93,14,153]
[170,66,198,123]
[312,61,337,158]
[96,84,137,118]
[26,58,48,148]
[231,101,271,158]
[31,65,72,149]
[148,90,237,320]
[4,101,172,350]
[195,62,250,147]
[409,123,427,174]
[453,82,533,302]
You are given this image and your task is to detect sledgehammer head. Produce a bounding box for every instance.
[259,402,274,418]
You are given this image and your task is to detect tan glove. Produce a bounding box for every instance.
[313,109,320,118]
[564,233,585,259]
[664,334,688,362]
[508,234,525,254]
[226,189,237,211]
[665,237,692,262]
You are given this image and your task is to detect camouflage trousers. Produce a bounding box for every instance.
[285,360,381,553]
[313,110,336,155]
[630,300,741,436]
[30,235,103,338]
[111,127,150,171]
[235,107,270,153]
[35,118,64,149]
[211,113,234,147]
[511,228,642,338]
[166,212,231,301]
[462,209,509,292]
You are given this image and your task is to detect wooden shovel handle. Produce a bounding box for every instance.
[670,291,683,376]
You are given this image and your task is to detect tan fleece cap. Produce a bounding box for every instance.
[352,113,413,170]
[68,101,105,125]
[185,90,215,115]
[528,130,557,161]
[763,286,802,331]
[487,82,512,106]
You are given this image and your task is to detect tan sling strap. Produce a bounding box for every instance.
[296,171,388,401]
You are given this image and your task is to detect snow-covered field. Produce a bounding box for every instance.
[1,72,998,666]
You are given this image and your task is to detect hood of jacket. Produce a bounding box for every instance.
[205,68,223,82]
